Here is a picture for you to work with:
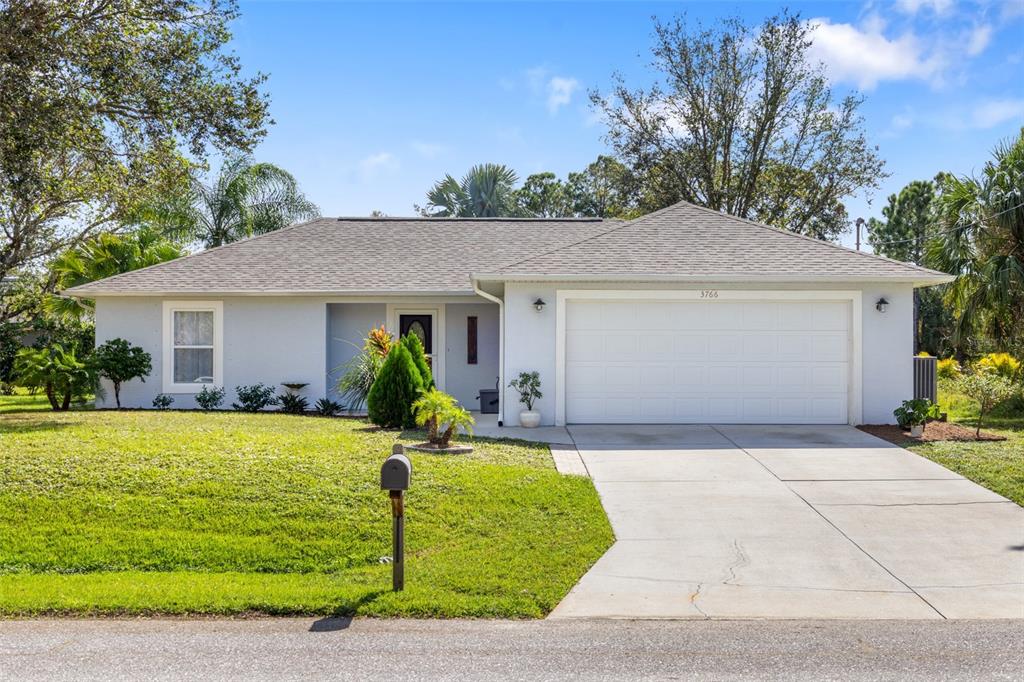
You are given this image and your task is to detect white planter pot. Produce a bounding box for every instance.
[910,424,924,437]
[519,410,541,428]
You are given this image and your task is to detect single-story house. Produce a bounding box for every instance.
[66,200,952,426]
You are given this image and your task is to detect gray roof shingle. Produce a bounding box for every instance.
[481,201,950,282]
[65,201,950,297]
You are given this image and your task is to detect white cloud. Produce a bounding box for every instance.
[808,18,944,89]
[970,99,1024,128]
[410,141,446,159]
[895,0,954,15]
[1000,0,1024,19]
[357,152,399,179]
[546,76,580,113]
[966,24,992,56]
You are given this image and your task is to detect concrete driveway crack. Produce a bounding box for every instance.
[723,539,749,585]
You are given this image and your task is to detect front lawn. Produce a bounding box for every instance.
[904,388,1024,506]
[0,405,612,617]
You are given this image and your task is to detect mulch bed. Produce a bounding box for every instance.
[859,422,1007,444]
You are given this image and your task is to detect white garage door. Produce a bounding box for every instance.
[565,300,850,424]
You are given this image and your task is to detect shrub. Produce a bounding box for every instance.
[336,326,393,411]
[956,369,1016,437]
[367,343,423,428]
[195,385,226,411]
[401,333,434,389]
[0,381,14,396]
[278,392,309,414]
[232,383,279,412]
[976,352,1021,379]
[509,371,542,411]
[315,397,343,416]
[152,394,174,410]
[413,388,474,447]
[936,358,961,379]
[93,338,152,409]
[13,345,94,411]
[893,398,940,428]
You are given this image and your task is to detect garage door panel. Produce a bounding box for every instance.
[565,300,851,425]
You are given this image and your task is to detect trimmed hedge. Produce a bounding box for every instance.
[401,333,434,389]
[367,343,423,428]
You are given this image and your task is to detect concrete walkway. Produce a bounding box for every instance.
[551,424,1024,620]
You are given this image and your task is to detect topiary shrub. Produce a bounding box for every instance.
[195,385,226,411]
[400,333,434,389]
[93,338,152,409]
[367,343,423,428]
[232,383,279,412]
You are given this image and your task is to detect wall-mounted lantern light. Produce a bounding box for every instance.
[875,297,889,313]
[533,298,546,312]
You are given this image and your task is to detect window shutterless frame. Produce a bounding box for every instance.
[162,300,224,393]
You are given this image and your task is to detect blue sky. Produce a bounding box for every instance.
[233,0,1024,248]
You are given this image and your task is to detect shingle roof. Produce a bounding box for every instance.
[478,201,951,283]
[64,217,612,296]
[65,201,950,297]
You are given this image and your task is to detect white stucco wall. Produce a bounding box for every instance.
[95,296,328,409]
[96,295,501,411]
[444,302,500,409]
[501,281,916,426]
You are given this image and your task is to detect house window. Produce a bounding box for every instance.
[173,311,215,383]
[467,316,478,365]
[163,301,223,393]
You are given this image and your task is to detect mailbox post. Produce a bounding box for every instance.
[380,444,411,592]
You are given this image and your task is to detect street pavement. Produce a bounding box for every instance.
[1,618,1022,681]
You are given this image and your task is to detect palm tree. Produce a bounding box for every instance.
[47,229,185,320]
[422,164,525,217]
[174,156,320,248]
[928,129,1024,352]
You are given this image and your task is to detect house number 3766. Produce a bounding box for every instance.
[700,290,719,299]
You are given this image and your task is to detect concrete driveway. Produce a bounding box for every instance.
[551,425,1024,620]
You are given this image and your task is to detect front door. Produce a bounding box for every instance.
[399,313,434,364]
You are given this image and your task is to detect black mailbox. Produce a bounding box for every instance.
[381,447,412,491]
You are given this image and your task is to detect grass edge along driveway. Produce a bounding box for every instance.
[0,407,613,618]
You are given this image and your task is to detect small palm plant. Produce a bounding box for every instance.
[412,389,475,448]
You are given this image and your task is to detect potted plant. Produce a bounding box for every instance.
[893,398,940,437]
[509,371,543,428]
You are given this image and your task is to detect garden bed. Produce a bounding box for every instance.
[859,422,1007,444]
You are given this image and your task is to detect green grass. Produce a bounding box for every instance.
[0,387,93,414]
[0,403,613,617]
[904,385,1024,506]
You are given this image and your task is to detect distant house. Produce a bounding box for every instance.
[66,200,951,425]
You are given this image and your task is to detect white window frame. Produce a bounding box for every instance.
[162,300,224,393]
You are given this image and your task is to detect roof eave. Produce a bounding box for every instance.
[62,288,481,299]
[471,272,955,286]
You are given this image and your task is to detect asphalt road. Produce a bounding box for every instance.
[1,618,1022,681]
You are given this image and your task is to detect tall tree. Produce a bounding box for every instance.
[565,156,639,219]
[515,172,571,218]
[421,164,525,217]
[868,178,955,356]
[592,12,886,240]
[46,228,185,320]
[170,155,319,248]
[929,128,1024,354]
[0,0,269,326]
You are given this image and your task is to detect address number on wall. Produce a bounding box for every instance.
[700,290,719,299]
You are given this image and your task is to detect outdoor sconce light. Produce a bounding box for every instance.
[876,297,889,313]
[533,298,546,312]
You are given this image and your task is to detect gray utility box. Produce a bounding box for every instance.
[478,389,499,414]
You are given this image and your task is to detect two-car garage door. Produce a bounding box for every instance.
[565,299,851,424]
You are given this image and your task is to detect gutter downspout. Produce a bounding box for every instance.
[472,280,504,427]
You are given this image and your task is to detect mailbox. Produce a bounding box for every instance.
[380,450,412,491]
